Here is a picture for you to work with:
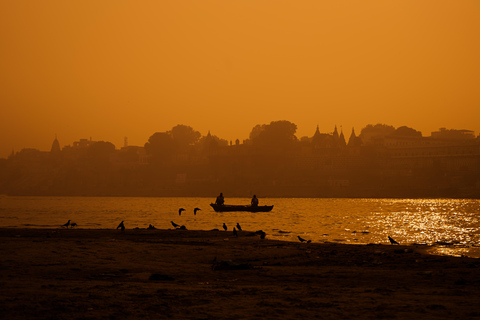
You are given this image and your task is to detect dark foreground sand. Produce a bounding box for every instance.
[1,228,480,320]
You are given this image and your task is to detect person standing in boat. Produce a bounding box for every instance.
[215,192,225,205]
[251,195,259,207]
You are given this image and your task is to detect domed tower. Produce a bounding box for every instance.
[51,135,60,153]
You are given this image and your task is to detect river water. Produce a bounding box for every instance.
[1,196,479,258]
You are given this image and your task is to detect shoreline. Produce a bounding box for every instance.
[2,228,480,319]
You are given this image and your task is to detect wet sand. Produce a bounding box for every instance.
[1,228,480,319]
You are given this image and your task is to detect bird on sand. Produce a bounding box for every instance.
[178,208,186,216]
[233,227,238,237]
[117,221,125,231]
[388,236,399,245]
[194,208,201,215]
[236,223,242,231]
[70,222,77,228]
[298,236,311,243]
[171,221,180,228]
[62,220,71,228]
[255,230,266,239]
[223,223,227,231]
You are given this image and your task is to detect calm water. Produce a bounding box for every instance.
[1,196,479,258]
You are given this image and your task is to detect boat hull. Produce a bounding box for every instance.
[210,203,274,212]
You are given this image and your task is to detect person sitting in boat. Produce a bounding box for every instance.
[215,193,225,205]
[251,195,259,207]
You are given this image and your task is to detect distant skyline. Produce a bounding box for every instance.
[1,1,479,158]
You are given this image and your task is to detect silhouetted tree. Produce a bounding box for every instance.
[169,125,201,151]
[197,131,228,155]
[390,126,422,137]
[144,132,175,163]
[360,124,395,136]
[249,120,298,151]
[87,141,115,159]
[359,124,395,145]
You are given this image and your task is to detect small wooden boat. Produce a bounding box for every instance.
[210,203,274,212]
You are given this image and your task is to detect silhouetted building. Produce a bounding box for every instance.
[431,128,475,140]
[50,135,60,153]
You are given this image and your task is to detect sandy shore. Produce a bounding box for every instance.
[1,228,480,320]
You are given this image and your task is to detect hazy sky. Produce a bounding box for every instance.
[1,1,479,158]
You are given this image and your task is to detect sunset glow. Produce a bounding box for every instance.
[1,0,479,157]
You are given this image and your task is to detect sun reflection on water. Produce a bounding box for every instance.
[1,196,479,258]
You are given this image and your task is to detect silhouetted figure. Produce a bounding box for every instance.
[388,236,399,245]
[236,223,242,231]
[251,195,259,207]
[117,221,125,231]
[171,221,180,228]
[233,227,238,237]
[62,220,70,228]
[215,193,225,205]
[179,208,186,216]
[70,222,77,228]
[194,207,201,215]
[148,224,156,229]
[298,236,307,242]
[223,223,227,231]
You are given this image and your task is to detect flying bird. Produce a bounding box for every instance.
[117,221,125,231]
[62,220,70,228]
[223,223,227,231]
[233,227,238,237]
[194,208,201,215]
[236,223,242,231]
[178,208,186,216]
[388,236,399,245]
[171,221,180,228]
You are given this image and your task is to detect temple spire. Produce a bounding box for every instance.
[339,126,346,147]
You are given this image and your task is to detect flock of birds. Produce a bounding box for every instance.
[59,208,402,245]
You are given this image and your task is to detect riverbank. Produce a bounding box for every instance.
[1,228,480,319]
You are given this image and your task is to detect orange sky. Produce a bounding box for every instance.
[1,0,479,158]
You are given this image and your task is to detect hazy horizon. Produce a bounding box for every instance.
[1,1,479,158]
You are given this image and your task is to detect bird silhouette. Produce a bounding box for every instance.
[388,236,399,245]
[194,208,201,215]
[117,221,125,231]
[255,230,266,239]
[62,220,71,228]
[178,208,186,216]
[171,221,180,228]
[297,236,311,243]
[70,222,77,228]
[233,227,238,237]
[236,223,242,231]
[223,223,227,231]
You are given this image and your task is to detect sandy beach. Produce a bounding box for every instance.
[1,228,479,320]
